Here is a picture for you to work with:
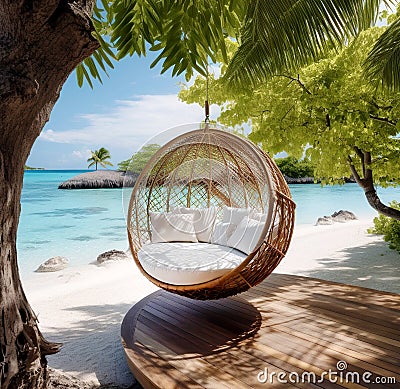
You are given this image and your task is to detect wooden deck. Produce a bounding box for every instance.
[121,274,400,389]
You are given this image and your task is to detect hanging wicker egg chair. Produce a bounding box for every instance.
[127,125,295,300]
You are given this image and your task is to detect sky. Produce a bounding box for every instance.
[27,54,215,169]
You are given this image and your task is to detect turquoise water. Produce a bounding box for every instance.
[18,170,400,274]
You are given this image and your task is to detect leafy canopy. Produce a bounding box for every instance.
[77,0,246,87]
[118,143,160,172]
[223,0,386,89]
[79,0,395,89]
[179,26,400,187]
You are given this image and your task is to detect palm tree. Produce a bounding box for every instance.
[224,0,394,88]
[87,147,113,170]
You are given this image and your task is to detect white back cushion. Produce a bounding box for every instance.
[251,212,268,223]
[210,221,238,246]
[222,207,254,225]
[172,207,217,242]
[150,212,198,243]
[227,218,266,254]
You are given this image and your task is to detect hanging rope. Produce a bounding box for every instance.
[205,71,210,124]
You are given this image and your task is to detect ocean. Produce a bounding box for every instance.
[18,170,400,274]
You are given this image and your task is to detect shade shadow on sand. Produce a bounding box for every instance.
[44,302,138,388]
[299,240,399,294]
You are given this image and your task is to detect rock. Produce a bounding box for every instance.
[35,256,69,272]
[315,210,357,226]
[316,216,335,225]
[97,249,130,264]
[331,210,357,222]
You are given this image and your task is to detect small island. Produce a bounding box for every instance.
[58,170,138,189]
[24,165,44,170]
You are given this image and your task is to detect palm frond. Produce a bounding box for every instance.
[111,0,245,81]
[365,16,400,90]
[225,0,385,89]
[76,3,116,88]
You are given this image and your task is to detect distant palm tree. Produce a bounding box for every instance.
[87,147,113,170]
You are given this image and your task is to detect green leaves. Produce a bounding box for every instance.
[76,2,116,88]
[369,200,400,252]
[78,0,245,87]
[118,143,161,172]
[224,0,384,89]
[365,13,400,90]
[275,157,315,178]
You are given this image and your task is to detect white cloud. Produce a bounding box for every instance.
[39,95,216,152]
[72,149,91,159]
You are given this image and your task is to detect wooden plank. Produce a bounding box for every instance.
[259,279,400,328]
[273,316,400,367]
[246,285,400,340]
[251,326,400,385]
[124,344,203,389]
[271,274,400,310]
[135,327,248,389]
[277,314,400,358]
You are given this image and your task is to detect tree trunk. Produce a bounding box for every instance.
[364,187,400,220]
[0,1,99,387]
[348,150,400,221]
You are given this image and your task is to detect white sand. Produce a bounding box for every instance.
[21,219,400,388]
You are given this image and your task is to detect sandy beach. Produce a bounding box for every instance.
[21,218,399,388]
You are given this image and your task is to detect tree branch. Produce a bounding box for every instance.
[364,151,373,181]
[349,153,400,220]
[369,114,397,127]
[353,146,366,178]
[368,98,393,111]
[276,74,312,94]
[347,155,363,184]
[325,113,330,129]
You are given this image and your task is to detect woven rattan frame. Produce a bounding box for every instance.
[127,126,295,300]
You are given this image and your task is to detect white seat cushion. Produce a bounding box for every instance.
[138,242,247,285]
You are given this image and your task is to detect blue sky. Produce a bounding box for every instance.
[27,54,211,169]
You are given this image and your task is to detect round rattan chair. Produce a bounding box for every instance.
[127,125,295,300]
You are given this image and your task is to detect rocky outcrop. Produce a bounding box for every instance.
[35,256,69,272]
[97,249,130,264]
[316,210,357,226]
[59,170,138,189]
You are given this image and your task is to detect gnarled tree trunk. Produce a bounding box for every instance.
[349,148,400,221]
[0,1,99,387]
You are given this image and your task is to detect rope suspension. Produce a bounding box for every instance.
[205,71,210,124]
